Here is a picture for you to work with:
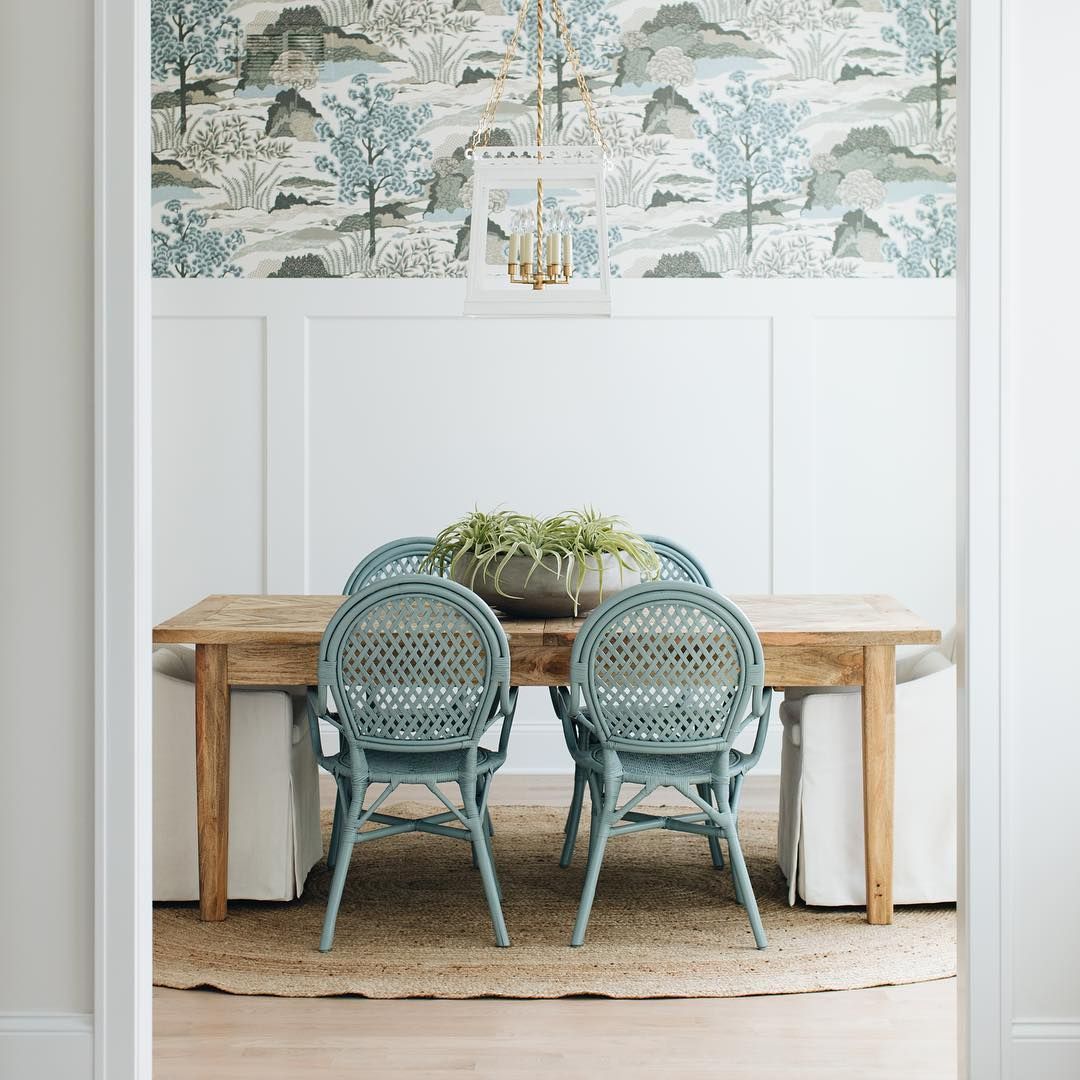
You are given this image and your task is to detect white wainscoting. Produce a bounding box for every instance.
[153,279,956,774]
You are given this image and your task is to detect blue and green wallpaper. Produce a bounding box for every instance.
[150,0,957,278]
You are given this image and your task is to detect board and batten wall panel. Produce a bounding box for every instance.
[306,312,773,770]
[305,315,773,593]
[808,316,957,641]
[152,280,956,773]
[152,317,268,623]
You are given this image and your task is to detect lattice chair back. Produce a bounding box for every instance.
[318,577,511,753]
[570,583,764,754]
[642,534,713,587]
[342,536,440,594]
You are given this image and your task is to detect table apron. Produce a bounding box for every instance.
[228,644,320,685]
[224,642,866,689]
[763,645,865,688]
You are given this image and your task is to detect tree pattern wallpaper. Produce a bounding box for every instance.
[150,0,957,279]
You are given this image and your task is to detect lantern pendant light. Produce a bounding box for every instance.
[464,0,611,317]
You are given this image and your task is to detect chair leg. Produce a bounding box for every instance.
[563,765,586,834]
[697,783,724,870]
[730,772,745,819]
[461,782,510,947]
[724,823,767,949]
[471,779,483,870]
[726,775,747,904]
[480,815,502,903]
[327,787,344,872]
[478,775,495,837]
[319,833,354,952]
[476,777,501,901]
[320,781,366,952]
[560,766,588,868]
[571,782,618,947]
[587,773,602,830]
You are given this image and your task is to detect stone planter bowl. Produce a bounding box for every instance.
[450,551,644,618]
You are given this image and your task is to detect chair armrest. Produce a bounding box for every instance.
[495,686,520,757]
[306,689,345,770]
[550,686,597,756]
[735,687,773,773]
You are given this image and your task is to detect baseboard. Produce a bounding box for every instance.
[1011,1020,1080,1079]
[0,1013,93,1080]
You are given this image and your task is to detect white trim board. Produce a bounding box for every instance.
[95,0,152,1077]
[1013,1021,1080,1043]
[957,1,1008,1076]
[153,277,956,319]
[0,1014,93,1080]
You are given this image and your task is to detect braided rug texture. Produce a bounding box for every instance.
[154,805,955,999]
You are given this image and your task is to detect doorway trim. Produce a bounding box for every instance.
[94,0,152,1076]
[94,0,1006,1075]
[956,1,1008,1075]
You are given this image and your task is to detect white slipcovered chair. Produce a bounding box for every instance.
[777,639,957,906]
[153,644,323,901]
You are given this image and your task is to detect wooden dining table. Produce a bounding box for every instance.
[153,593,939,926]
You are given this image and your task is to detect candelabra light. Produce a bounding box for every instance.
[506,208,574,288]
[463,0,611,317]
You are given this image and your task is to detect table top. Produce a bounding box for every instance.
[154,593,940,648]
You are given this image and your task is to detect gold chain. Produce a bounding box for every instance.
[468,0,529,150]
[469,0,608,274]
[534,0,544,268]
[550,0,609,155]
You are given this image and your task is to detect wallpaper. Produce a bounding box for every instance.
[150,0,957,279]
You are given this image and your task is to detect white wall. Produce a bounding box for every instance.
[1002,2,1080,1070]
[0,0,95,1071]
[152,278,956,774]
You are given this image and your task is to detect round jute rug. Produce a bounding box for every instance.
[154,804,955,999]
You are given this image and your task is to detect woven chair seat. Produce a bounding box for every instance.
[588,746,743,784]
[337,745,506,784]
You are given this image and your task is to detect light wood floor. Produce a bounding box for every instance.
[154,775,958,1080]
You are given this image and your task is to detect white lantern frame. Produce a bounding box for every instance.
[463,0,612,317]
[464,145,611,318]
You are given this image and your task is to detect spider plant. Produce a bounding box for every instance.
[422,508,661,615]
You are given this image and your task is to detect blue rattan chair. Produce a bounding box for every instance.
[308,576,518,951]
[558,535,713,866]
[329,537,448,863]
[342,536,439,594]
[552,582,772,948]
[642,534,713,587]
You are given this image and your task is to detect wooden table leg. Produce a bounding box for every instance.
[195,644,230,921]
[861,644,896,925]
